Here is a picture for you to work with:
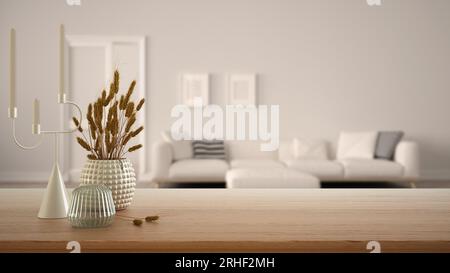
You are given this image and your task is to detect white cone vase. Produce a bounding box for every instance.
[38,162,70,219]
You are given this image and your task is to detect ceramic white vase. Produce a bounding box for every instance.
[80,159,136,210]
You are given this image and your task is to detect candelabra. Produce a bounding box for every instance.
[8,25,83,219]
[9,95,83,219]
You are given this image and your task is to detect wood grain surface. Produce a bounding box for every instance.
[0,189,449,253]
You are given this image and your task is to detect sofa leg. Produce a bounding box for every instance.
[410,181,417,188]
[153,181,160,189]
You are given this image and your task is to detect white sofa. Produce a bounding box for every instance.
[151,138,420,187]
[226,168,320,188]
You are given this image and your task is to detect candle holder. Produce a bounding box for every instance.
[8,25,81,219]
[9,95,83,219]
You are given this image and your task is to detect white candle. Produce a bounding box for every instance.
[10,28,16,110]
[33,99,40,125]
[59,24,65,102]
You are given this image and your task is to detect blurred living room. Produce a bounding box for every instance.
[0,0,449,259]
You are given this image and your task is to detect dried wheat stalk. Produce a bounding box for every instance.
[73,70,145,160]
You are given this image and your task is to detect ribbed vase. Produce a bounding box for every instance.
[80,159,136,210]
[68,184,116,228]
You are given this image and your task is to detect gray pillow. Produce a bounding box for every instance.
[192,140,226,159]
[375,131,404,160]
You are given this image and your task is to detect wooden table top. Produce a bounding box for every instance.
[0,188,449,253]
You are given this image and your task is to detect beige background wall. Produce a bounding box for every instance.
[0,0,449,182]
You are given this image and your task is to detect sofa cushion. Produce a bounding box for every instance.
[192,140,226,159]
[278,140,296,162]
[169,159,228,182]
[226,168,320,188]
[293,138,328,160]
[161,131,192,161]
[230,159,285,169]
[227,141,277,160]
[375,131,404,160]
[285,159,344,180]
[337,131,378,160]
[340,159,404,179]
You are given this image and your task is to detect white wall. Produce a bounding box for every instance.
[1,0,450,182]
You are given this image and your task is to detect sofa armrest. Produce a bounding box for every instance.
[394,141,420,179]
[151,141,173,183]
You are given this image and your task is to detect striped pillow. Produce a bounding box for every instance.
[192,140,226,159]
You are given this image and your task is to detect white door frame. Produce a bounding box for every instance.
[65,35,147,182]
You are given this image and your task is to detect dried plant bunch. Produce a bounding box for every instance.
[74,70,145,160]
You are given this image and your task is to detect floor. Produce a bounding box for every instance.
[159,181,450,189]
[2,180,449,188]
